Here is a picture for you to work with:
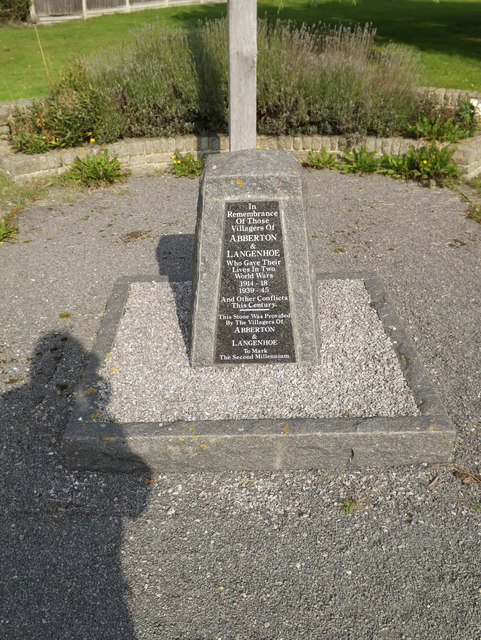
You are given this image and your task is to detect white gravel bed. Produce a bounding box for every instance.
[97,279,419,423]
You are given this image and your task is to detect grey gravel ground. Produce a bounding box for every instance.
[98,279,418,423]
[1,169,480,639]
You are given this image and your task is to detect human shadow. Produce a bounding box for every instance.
[0,331,152,640]
[156,233,195,356]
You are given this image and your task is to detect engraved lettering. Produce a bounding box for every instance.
[215,200,295,364]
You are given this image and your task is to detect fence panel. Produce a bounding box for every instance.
[34,0,82,16]
[87,0,125,9]
[34,0,225,19]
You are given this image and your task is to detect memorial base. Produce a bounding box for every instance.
[64,273,454,473]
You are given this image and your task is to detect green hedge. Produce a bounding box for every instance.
[0,0,30,22]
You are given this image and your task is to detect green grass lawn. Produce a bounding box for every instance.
[1,0,480,101]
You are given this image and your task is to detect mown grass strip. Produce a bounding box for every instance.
[1,0,480,101]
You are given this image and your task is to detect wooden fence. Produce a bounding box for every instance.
[32,0,225,22]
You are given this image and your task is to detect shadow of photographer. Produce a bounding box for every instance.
[0,330,152,639]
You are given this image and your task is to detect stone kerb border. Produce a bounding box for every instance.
[64,272,454,472]
[2,131,481,184]
[1,87,481,183]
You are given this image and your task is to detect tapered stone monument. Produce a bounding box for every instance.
[191,149,320,367]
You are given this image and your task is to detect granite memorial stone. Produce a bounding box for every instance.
[191,149,320,367]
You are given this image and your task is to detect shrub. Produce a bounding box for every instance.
[307,142,460,188]
[10,18,429,152]
[63,150,125,186]
[88,21,201,140]
[340,144,380,174]
[0,0,29,23]
[256,22,426,137]
[188,19,228,132]
[171,151,204,177]
[305,147,339,170]
[408,101,477,142]
[380,142,459,187]
[9,102,52,154]
[10,60,115,154]
[0,214,16,241]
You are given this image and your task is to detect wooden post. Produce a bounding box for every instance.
[30,0,38,23]
[228,0,257,152]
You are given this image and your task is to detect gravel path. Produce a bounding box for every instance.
[0,170,480,639]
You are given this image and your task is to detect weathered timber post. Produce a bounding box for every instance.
[228,0,257,151]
